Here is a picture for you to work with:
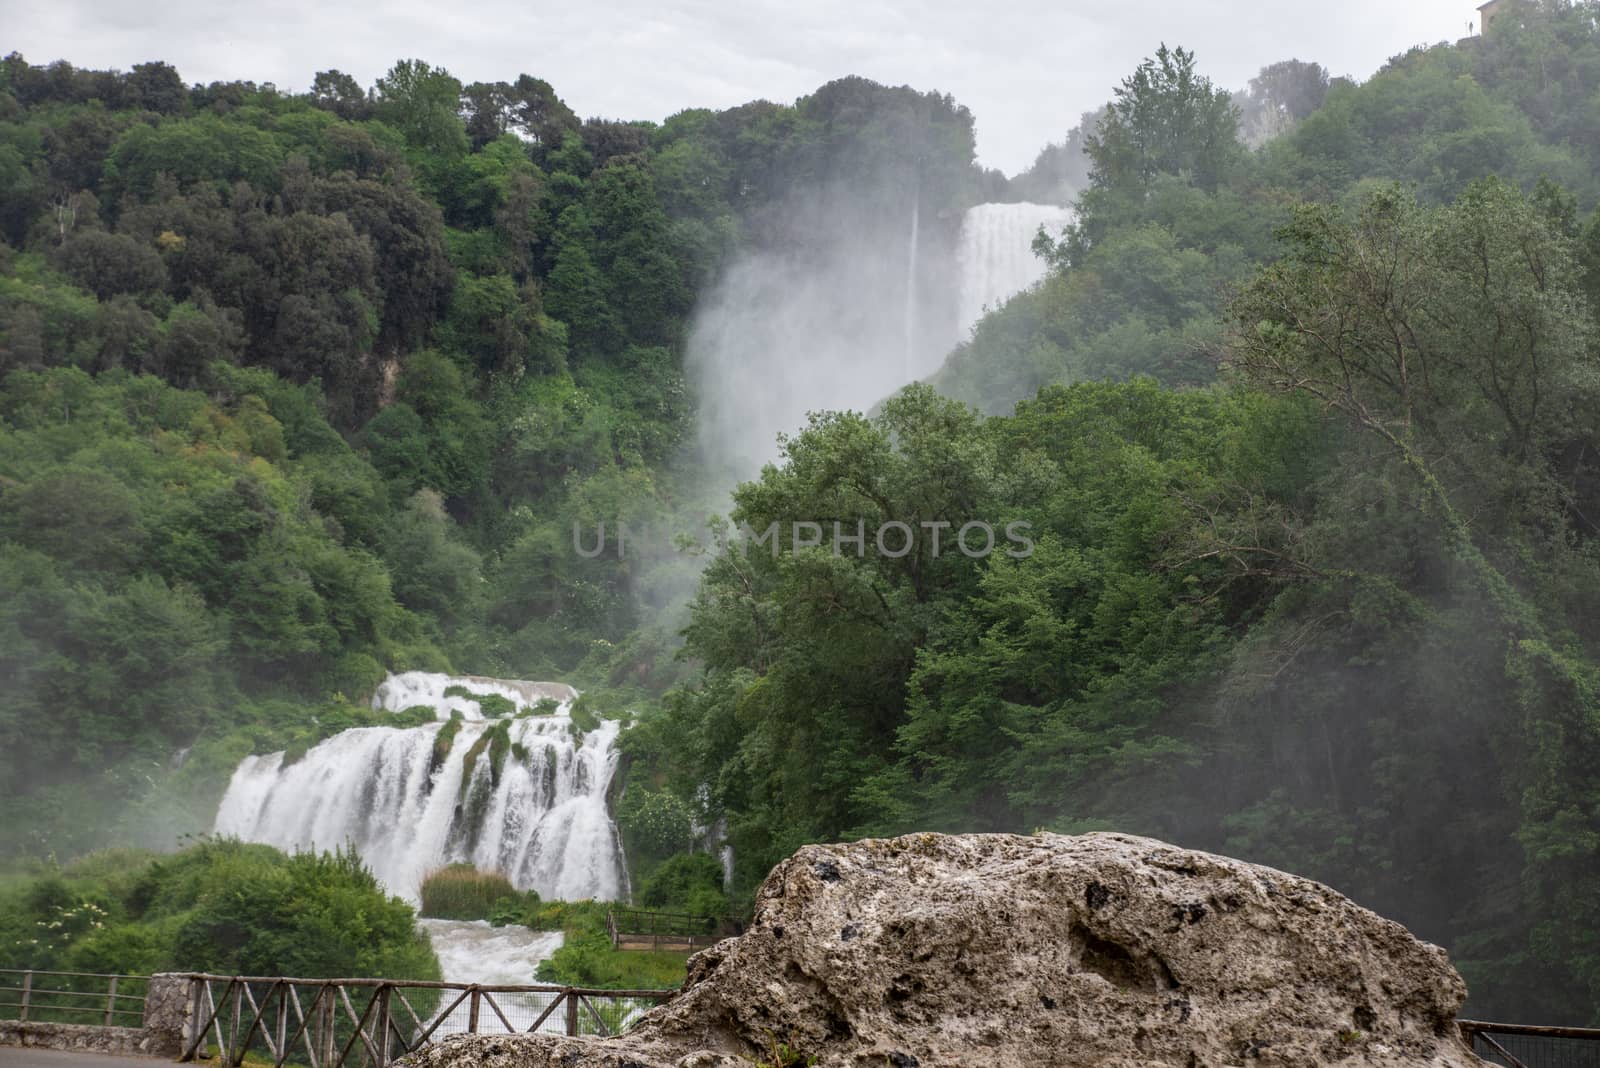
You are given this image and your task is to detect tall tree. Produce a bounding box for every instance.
[1086,44,1241,193]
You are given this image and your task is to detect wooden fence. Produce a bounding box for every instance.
[0,969,149,1026]
[9,969,1600,1068]
[1461,1020,1600,1068]
[605,907,730,953]
[173,973,672,1067]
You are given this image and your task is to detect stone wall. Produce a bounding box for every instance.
[0,973,191,1059]
[0,1020,173,1057]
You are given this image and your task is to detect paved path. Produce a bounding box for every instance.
[0,1050,168,1068]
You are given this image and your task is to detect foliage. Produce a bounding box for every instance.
[524,900,688,990]
[637,853,728,919]
[418,863,526,920]
[0,839,439,981]
[7,22,1600,1025]
[1086,44,1242,194]
[616,789,694,869]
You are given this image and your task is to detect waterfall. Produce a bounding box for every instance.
[956,201,1075,336]
[213,672,628,904]
[904,196,921,381]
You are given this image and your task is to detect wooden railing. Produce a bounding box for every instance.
[605,907,730,952]
[1461,1020,1600,1068]
[8,969,1599,1068]
[0,969,149,1026]
[174,973,672,1067]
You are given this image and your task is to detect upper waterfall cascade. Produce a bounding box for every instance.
[213,671,627,904]
[955,201,1075,338]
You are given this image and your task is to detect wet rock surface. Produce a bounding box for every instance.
[403,832,1484,1067]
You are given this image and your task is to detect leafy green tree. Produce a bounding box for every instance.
[309,69,370,121]
[1086,44,1241,194]
[375,59,468,158]
[52,231,166,300]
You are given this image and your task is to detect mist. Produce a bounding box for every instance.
[686,178,1073,481]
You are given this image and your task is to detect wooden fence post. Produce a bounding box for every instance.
[467,988,480,1034]
[105,975,119,1026]
[275,983,289,1068]
[376,985,391,1067]
[319,987,337,1068]
[564,991,578,1036]
[18,971,30,1022]
[229,981,243,1065]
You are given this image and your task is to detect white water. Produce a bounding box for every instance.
[214,672,627,904]
[420,919,564,984]
[418,919,569,1033]
[956,201,1074,337]
[903,197,921,382]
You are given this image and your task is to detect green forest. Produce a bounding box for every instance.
[3,0,1600,1025]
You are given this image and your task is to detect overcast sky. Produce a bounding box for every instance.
[8,0,1482,174]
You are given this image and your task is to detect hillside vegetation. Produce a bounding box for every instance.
[3,0,1600,1021]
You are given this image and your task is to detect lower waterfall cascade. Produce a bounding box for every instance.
[213,671,628,904]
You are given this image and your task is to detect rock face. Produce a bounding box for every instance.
[407,832,1484,1068]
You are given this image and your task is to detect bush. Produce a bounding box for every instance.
[0,839,439,982]
[638,852,727,919]
[616,788,693,867]
[418,863,522,920]
[526,899,687,990]
[569,695,602,734]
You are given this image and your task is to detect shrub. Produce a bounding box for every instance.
[616,788,693,866]
[418,863,520,920]
[569,697,602,735]
[0,839,439,982]
[639,852,728,919]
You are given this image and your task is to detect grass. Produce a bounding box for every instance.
[431,713,462,770]
[522,899,690,990]
[418,864,522,920]
[443,685,519,718]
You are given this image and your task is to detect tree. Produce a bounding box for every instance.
[309,69,370,120]
[510,74,578,151]
[125,61,186,115]
[374,59,467,157]
[1237,60,1332,146]
[1086,44,1241,193]
[53,230,167,299]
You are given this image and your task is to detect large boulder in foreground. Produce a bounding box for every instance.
[409,832,1483,1067]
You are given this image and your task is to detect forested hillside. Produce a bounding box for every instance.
[0,54,980,856]
[656,12,1600,1022]
[3,0,1600,1025]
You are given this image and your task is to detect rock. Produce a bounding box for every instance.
[403,832,1485,1068]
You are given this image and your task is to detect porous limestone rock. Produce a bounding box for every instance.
[405,832,1484,1067]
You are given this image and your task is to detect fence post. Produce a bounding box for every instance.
[229,981,244,1065]
[564,991,578,1037]
[376,985,391,1067]
[275,983,288,1068]
[18,971,30,1022]
[319,987,337,1068]
[105,975,119,1026]
[190,976,206,1059]
[468,988,480,1034]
